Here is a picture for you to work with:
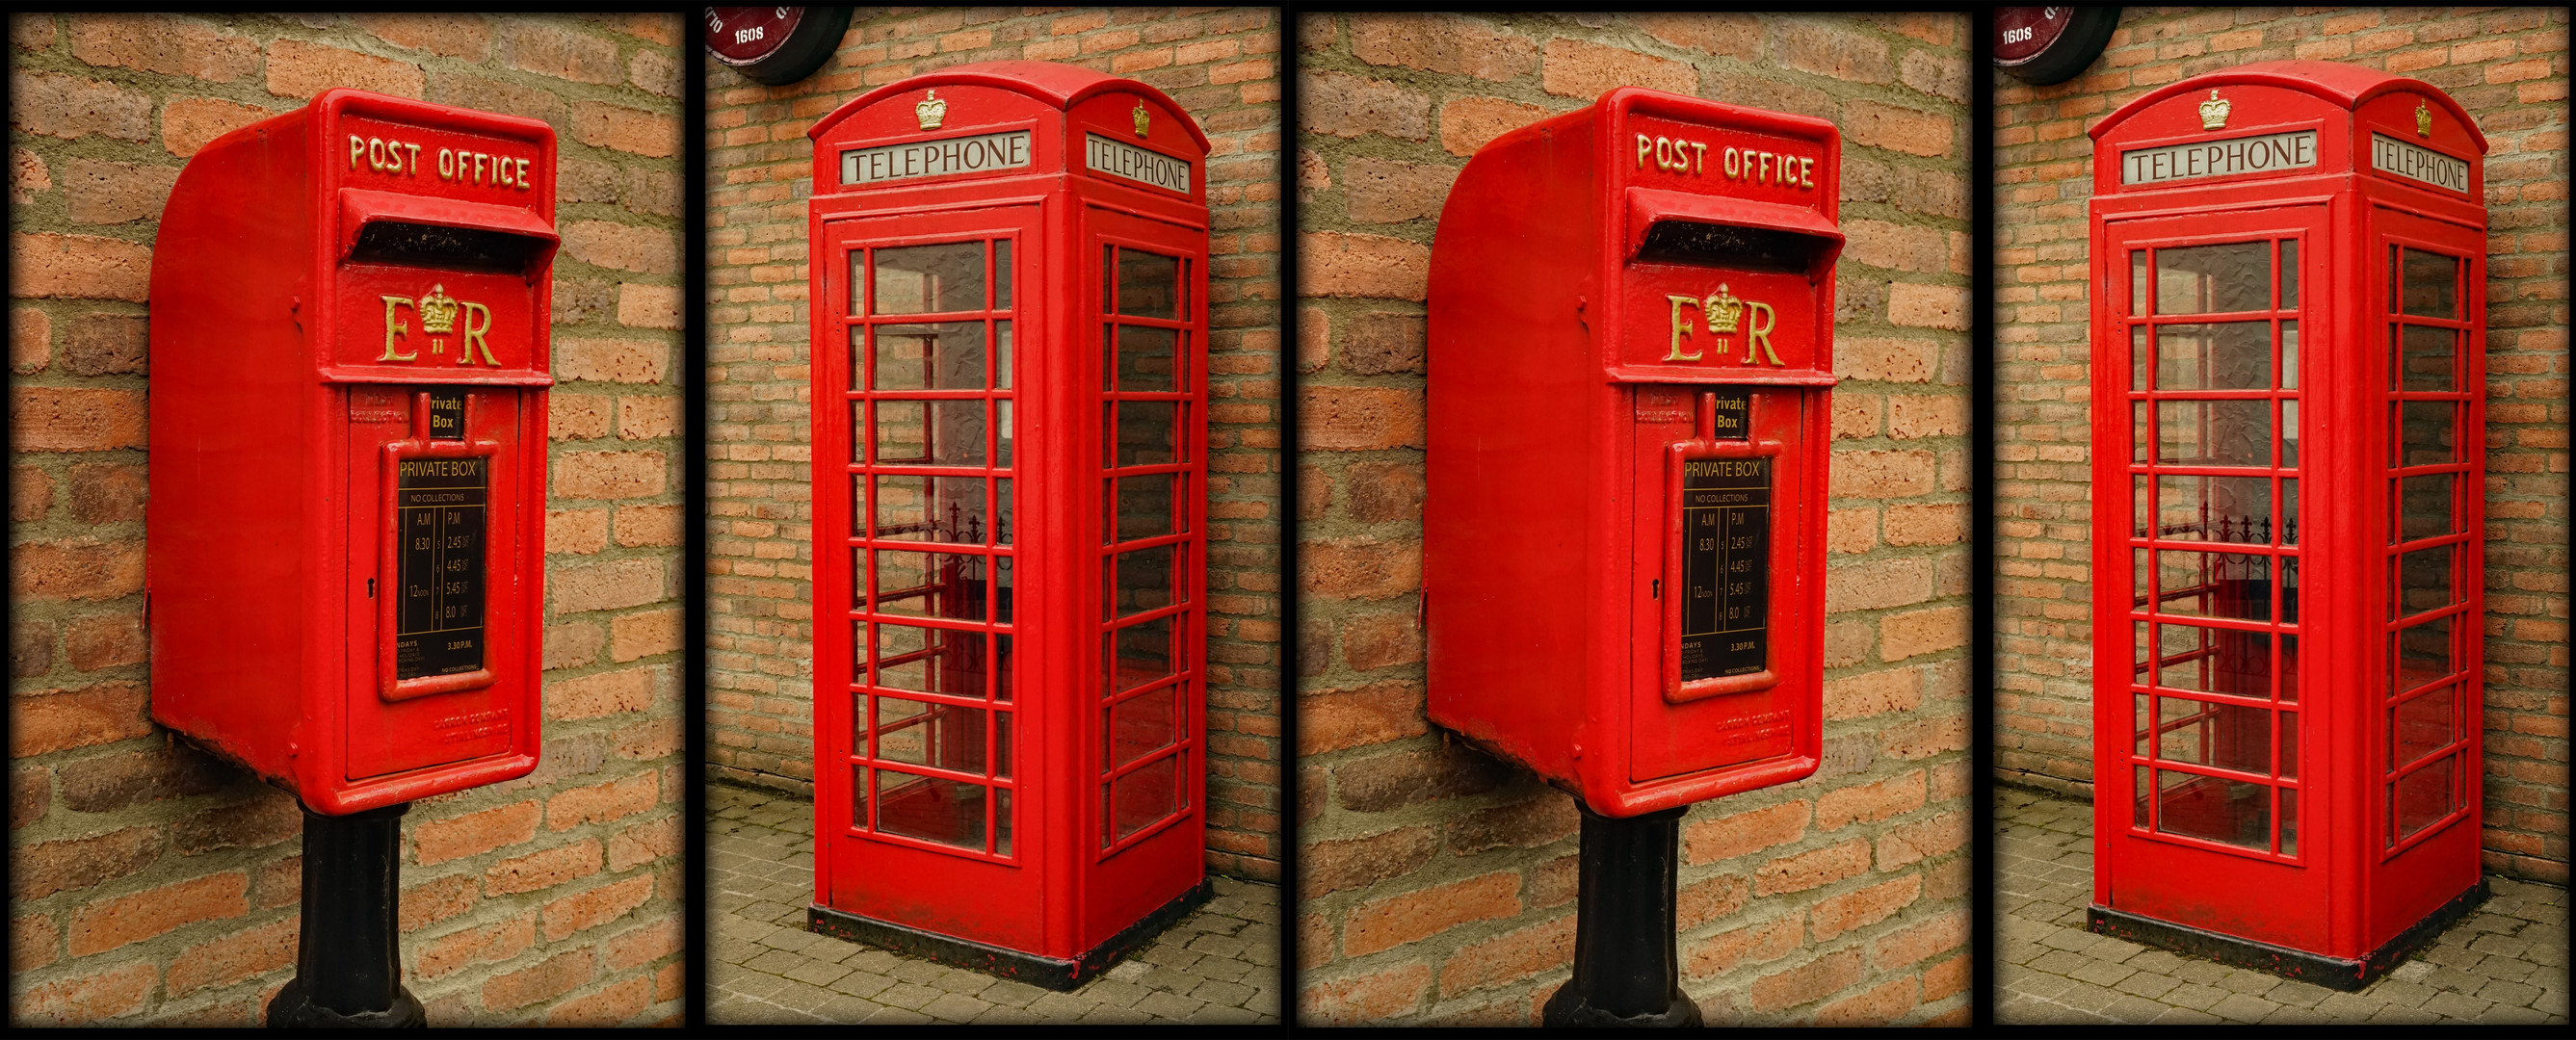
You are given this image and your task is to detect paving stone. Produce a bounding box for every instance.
[2069,959,2141,988]
[2421,990,2492,1019]
[1190,977,1259,1007]
[829,972,896,1000]
[2114,972,2182,1001]
[2261,978,2335,1008]
[782,959,855,987]
[921,994,995,1023]
[2206,992,2280,1023]
[1134,990,1208,1019]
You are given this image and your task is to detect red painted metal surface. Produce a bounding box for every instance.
[805,61,1211,975]
[1426,89,1841,818]
[2089,61,2487,962]
[148,90,557,815]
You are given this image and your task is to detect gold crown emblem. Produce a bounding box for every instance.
[916,90,946,131]
[1133,101,1151,139]
[417,284,460,334]
[2415,101,2432,137]
[2198,90,2230,131]
[1704,284,1746,334]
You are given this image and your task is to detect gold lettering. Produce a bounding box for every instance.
[473,152,488,185]
[1746,301,1779,365]
[404,142,422,175]
[438,148,455,180]
[1723,146,1741,177]
[1637,133,1653,169]
[1800,156,1814,188]
[515,157,531,190]
[1690,141,1707,174]
[379,296,418,362]
[350,135,366,169]
[460,302,497,366]
[1664,294,1703,362]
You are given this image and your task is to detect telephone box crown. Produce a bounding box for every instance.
[915,89,946,130]
[2198,90,2231,130]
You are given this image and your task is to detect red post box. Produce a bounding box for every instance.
[1427,89,1841,819]
[803,61,1212,987]
[2087,61,2489,987]
[148,90,557,816]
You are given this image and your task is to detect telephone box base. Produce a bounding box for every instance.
[806,877,1213,992]
[2088,879,2485,991]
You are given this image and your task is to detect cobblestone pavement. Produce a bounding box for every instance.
[705,782,1282,1025]
[1996,787,2568,1025]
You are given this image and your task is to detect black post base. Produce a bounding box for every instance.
[266,801,425,1028]
[1539,803,1702,1028]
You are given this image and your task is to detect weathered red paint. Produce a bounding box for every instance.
[805,62,1211,975]
[1426,89,1841,818]
[2090,62,2487,962]
[147,90,558,814]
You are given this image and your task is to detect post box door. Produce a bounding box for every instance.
[2098,205,2326,947]
[817,206,1039,946]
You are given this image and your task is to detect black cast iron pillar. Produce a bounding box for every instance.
[1541,802,1702,1027]
[267,801,426,1028]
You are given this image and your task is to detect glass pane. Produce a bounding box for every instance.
[874,550,987,621]
[2134,693,2151,755]
[2394,544,2454,619]
[877,769,986,849]
[2132,475,2153,538]
[993,239,1012,311]
[1112,325,1181,392]
[2280,321,2298,390]
[2397,325,2457,392]
[2131,251,2148,316]
[997,400,1013,469]
[2154,695,2273,774]
[1109,754,1179,843]
[994,479,1013,546]
[2133,548,2151,610]
[852,765,871,830]
[2398,401,2455,466]
[2154,623,2270,699]
[2131,402,2150,464]
[994,788,1012,856]
[2281,788,2300,856]
[2155,323,2270,390]
[2154,551,2274,621]
[1108,544,1176,618]
[2398,474,2456,542]
[995,321,1012,390]
[994,711,1012,779]
[994,556,1014,625]
[2157,400,2271,466]
[2154,474,2274,543]
[848,401,867,462]
[850,250,863,316]
[876,623,985,699]
[2277,712,2299,780]
[1112,473,1177,542]
[873,322,986,391]
[1116,249,1181,319]
[2279,239,2298,309]
[1115,401,1180,467]
[2393,755,2457,841]
[2392,685,2455,767]
[2280,633,2299,703]
[2133,766,2150,829]
[1106,615,1176,693]
[2281,478,2300,545]
[2399,247,2458,319]
[2133,620,2151,684]
[2156,241,2271,315]
[2156,769,2272,849]
[995,633,1013,702]
[2131,325,2150,390]
[874,242,986,315]
[873,696,988,774]
[2281,556,2300,625]
[872,475,989,543]
[2393,615,2454,692]
[1109,685,1179,767]
[2280,400,2299,470]
[877,401,986,466]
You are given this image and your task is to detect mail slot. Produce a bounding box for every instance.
[802,61,1214,988]
[147,89,557,815]
[2086,61,2490,987]
[1427,88,1843,818]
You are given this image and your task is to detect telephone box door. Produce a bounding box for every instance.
[2097,205,2326,949]
[816,206,1039,949]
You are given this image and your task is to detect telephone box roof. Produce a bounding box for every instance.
[807,60,1211,152]
[2092,59,2486,153]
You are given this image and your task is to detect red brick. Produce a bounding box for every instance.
[66,871,249,956]
[1676,871,1751,931]
[12,466,53,522]
[1540,38,1697,98]
[1445,795,1579,855]
[1683,799,1810,865]
[557,337,670,383]
[1814,974,1918,1026]
[1437,95,1550,157]
[485,839,602,895]
[606,813,680,872]
[539,872,653,941]
[1750,947,1864,1013]
[1301,823,1436,897]
[413,800,540,866]
[1875,809,1964,870]
[1754,838,1872,897]
[11,913,55,972]
[1635,13,1764,60]
[546,769,658,831]
[11,683,150,756]
[615,283,681,330]
[166,916,297,997]
[63,612,144,671]
[1922,951,1969,1002]
[1814,769,1927,831]
[265,39,425,99]
[10,70,152,142]
[1299,535,1420,600]
[170,793,301,855]
[571,102,678,158]
[11,307,48,374]
[482,947,595,1011]
[500,20,618,83]
[545,666,656,719]
[1299,231,1429,300]
[606,915,682,971]
[1350,13,1536,81]
[1297,681,1425,755]
[355,13,492,59]
[1301,961,1431,1025]
[1438,914,1573,997]
[1880,605,1967,661]
[12,234,150,301]
[561,221,678,274]
[1340,156,1455,224]
[161,97,274,158]
[1300,387,1424,452]
[547,974,653,1027]
[1872,908,1967,970]
[63,313,145,377]
[67,14,257,81]
[608,608,681,662]
[400,872,480,931]
[1300,70,1428,142]
[1685,915,1801,978]
[1808,874,1922,942]
[1342,871,1520,956]
[1825,667,1923,721]
[13,959,155,1024]
[12,824,159,899]
[549,557,669,611]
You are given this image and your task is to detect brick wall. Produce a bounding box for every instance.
[1991,7,2570,883]
[9,13,686,1025]
[1295,13,1972,1026]
[700,7,1285,880]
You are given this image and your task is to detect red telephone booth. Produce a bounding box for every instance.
[2087,61,2489,987]
[802,62,1212,988]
